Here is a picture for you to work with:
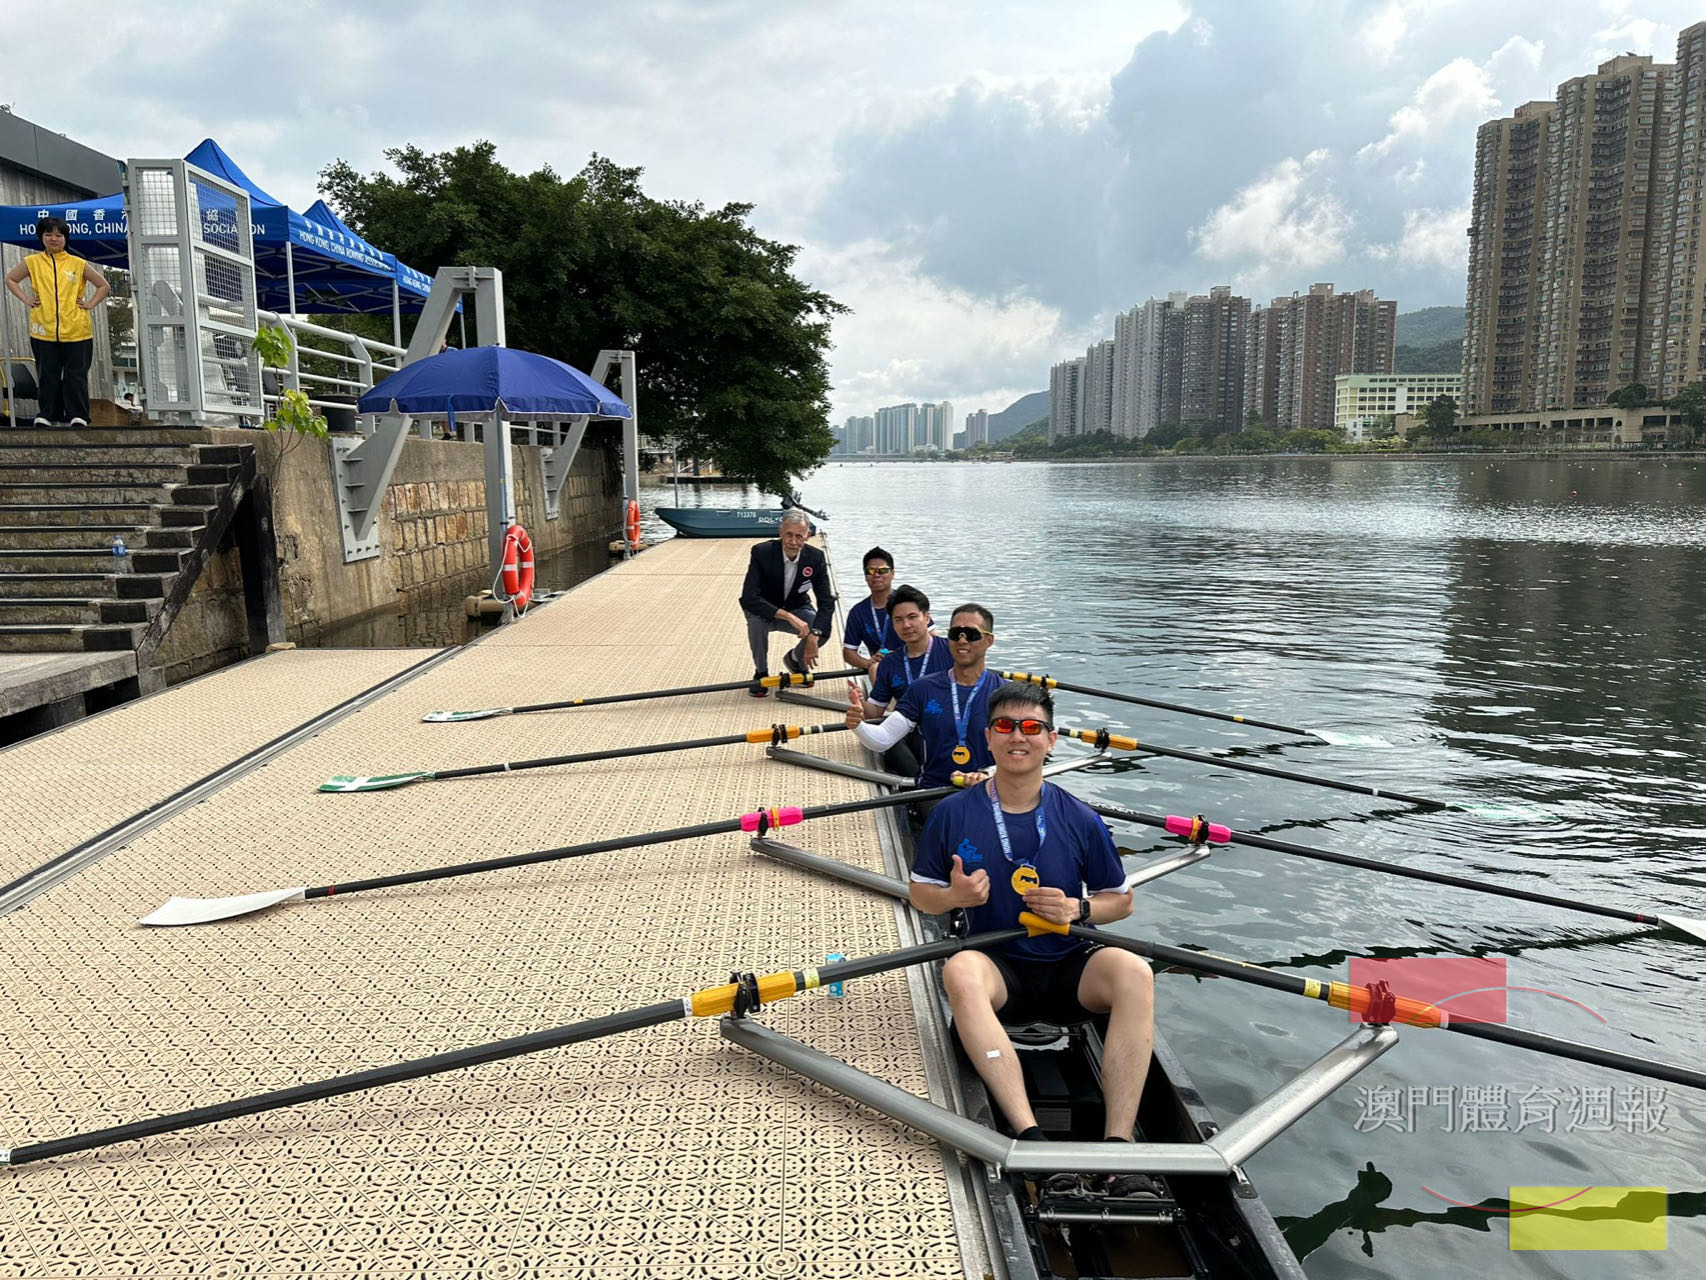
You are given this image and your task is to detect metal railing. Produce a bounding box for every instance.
[251,310,405,424]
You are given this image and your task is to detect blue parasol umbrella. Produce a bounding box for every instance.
[356,346,631,420]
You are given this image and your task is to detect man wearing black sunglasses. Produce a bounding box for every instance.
[841,546,900,676]
[847,603,999,808]
[910,680,1158,1199]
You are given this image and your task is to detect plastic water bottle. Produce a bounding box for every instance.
[111,534,128,572]
[826,952,846,998]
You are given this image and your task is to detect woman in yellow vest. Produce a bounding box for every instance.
[4,216,110,427]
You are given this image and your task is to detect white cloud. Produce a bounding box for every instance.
[1360,57,1500,158]
[800,241,1077,421]
[1393,204,1472,271]
[1190,150,1353,270]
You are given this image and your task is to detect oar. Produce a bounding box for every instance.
[141,783,964,927]
[1,928,1025,1167]
[1083,799,1706,945]
[1056,724,1446,809]
[321,723,851,793]
[999,669,1321,738]
[1030,916,1706,1091]
[422,669,861,723]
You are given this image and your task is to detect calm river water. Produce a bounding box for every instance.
[658,457,1706,1279]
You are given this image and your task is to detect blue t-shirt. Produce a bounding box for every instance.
[869,635,952,705]
[895,668,998,787]
[845,597,899,659]
[913,783,1126,961]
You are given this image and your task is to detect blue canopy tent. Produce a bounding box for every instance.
[0,140,436,323]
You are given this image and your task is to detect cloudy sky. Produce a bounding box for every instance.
[16,0,1706,421]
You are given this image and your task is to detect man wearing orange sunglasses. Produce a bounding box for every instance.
[908,680,1159,1199]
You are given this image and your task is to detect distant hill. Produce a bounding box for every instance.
[1394,340,1462,374]
[1396,306,1464,348]
[988,390,1049,441]
[1006,417,1047,443]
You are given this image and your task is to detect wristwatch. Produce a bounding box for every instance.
[1076,897,1093,924]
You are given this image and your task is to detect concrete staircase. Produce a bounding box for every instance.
[0,429,258,659]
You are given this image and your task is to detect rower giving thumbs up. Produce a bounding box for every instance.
[844,680,866,730]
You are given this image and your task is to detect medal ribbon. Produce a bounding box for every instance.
[987,780,1048,867]
[902,640,933,688]
[949,670,989,758]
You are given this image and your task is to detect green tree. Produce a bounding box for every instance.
[1607,382,1652,409]
[319,143,844,495]
[1146,421,1191,449]
[1423,394,1458,436]
[1667,381,1706,446]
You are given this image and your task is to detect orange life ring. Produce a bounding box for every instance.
[500,523,535,612]
[625,499,642,549]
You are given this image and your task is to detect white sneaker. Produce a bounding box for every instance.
[69,417,88,427]
[32,417,50,428]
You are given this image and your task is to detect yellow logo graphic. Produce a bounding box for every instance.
[1508,1187,1667,1251]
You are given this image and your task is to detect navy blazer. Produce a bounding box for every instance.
[740,540,836,640]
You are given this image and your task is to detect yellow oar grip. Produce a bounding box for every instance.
[1005,671,1058,689]
[1019,911,1069,937]
[745,729,770,743]
[1069,728,1139,751]
[1325,981,1446,1028]
[688,969,805,1018]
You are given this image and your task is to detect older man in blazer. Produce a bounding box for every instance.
[739,509,837,697]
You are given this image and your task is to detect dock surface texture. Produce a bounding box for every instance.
[0,538,977,1279]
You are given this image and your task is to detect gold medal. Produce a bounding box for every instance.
[952,744,972,765]
[1010,865,1040,894]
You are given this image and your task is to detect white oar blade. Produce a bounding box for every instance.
[139,887,308,927]
[422,708,509,723]
[1312,730,1393,747]
[1658,915,1706,944]
[318,773,430,793]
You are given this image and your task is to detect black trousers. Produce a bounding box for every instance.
[30,338,93,424]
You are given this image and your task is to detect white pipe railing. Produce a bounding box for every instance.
[253,308,404,419]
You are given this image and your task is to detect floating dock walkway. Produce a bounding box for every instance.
[0,536,992,1278]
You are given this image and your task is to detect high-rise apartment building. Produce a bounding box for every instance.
[1257,284,1396,431]
[1111,295,1185,438]
[873,403,917,456]
[1048,358,1085,442]
[1464,28,1706,413]
[1244,305,1281,425]
[1180,286,1250,431]
[912,400,953,451]
[965,409,990,446]
[841,414,875,455]
[1081,339,1116,436]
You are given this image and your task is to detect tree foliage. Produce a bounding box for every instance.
[1422,394,1458,436]
[319,143,844,494]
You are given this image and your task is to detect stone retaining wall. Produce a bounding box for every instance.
[153,427,623,683]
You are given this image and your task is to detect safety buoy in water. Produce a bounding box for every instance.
[500,524,535,612]
[625,499,642,549]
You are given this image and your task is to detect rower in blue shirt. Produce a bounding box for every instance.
[853,583,951,779]
[848,602,999,818]
[841,546,901,676]
[909,678,1159,1199]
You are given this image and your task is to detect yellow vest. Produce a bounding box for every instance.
[24,250,93,343]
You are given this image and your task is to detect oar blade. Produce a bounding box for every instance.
[318,773,430,793]
[139,887,308,928]
[421,708,509,723]
[1657,914,1706,944]
[1311,730,1392,747]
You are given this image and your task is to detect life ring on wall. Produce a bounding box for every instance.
[625,499,642,549]
[500,524,535,612]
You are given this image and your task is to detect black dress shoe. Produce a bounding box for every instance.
[749,671,770,698]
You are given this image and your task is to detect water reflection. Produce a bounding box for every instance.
[803,458,1706,1280]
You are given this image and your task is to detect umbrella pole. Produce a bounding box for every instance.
[391,280,401,348]
[285,242,297,318]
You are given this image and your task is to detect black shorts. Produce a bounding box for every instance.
[987,943,1104,1026]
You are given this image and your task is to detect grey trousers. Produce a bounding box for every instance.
[744,607,816,673]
